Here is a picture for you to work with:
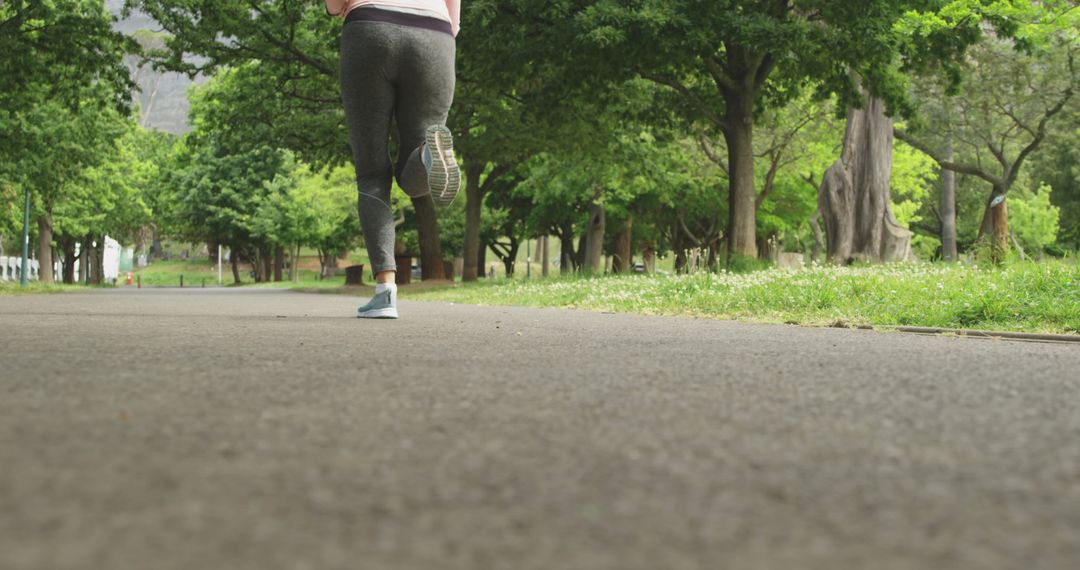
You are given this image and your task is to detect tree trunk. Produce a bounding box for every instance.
[85,237,100,285]
[612,216,633,273]
[974,191,1009,263]
[820,94,912,264]
[559,222,576,275]
[208,240,219,264]
[477,239,487,278]
[462,165,484,281]
[150,228,163,260]
[503,251,516,277]
[91,235,105,285]
[133,229,146,260]
[809,209,824,263]
[583,194,605,274]
[992,199,1009,261]
[412,195,446,280]
[575,233,587,271]
[273,245,284,282]
[291,243,301,282]
[724,87,758,260]
[673,223,688,273]
[60,236,77,284]
[79,235,90,284]
[641,241,656,274]
[941,139,958,262]
[261,245,272,282]
[37,212,54,284]
[231,247,241,284]
[318,249,336,280]
[541,235,550,277]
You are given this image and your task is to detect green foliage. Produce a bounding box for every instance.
[53,122,157,244]
[1009,185,1060,253]
[0,0,133,115]
[292,164,361,258]
[891,140,938,216]
[899,6,1079,256]
[126,1,348,168]
[889,138,941,259]
[112,0,1080,269]
[1030,106,1080,251]
[170,137,287,249]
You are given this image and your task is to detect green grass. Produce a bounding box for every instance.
[248,274,347,289]
[132,258,343,287]
[402,260,1080,334]
[132,259,221,286]
[0,282,114,296]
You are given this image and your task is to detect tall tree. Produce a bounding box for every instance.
[481,0,1006,261]
[1,0,135,283]
[896,25,1078,259]
[819,93,913,263]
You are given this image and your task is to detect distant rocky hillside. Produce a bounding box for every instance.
[106,0,203,135]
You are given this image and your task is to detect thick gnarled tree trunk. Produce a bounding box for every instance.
[820,95,912,264]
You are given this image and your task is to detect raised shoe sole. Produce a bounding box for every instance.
[426,126,460,207]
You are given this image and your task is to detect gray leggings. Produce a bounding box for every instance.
[339,20,456,275]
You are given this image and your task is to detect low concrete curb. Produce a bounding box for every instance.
[892,326,1080,344]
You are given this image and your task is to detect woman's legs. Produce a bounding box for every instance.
[340,22,400,283]
[340,23,455,289]
[393,27,456,198]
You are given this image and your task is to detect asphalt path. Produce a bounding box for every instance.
[1,288,1078,570]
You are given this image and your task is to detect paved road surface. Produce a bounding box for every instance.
[1,289,1078,570]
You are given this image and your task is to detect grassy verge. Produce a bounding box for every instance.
[249,274,347,289]
[131,259,222,286]
[0,282,114,296]
[398,261,1079,334]
[132,259,343,287]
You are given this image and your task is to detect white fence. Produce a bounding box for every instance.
[0,236,120,283]
[0,256,40,282]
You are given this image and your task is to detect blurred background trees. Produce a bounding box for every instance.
[2,0,1078,283]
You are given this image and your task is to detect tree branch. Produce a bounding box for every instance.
[1005,84,1074,189]
[636,68,728,133]
[755,151,782,210]
[894,128,1004,187]
[695,130,729,174]
[703,55,737,93]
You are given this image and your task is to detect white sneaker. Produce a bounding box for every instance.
[356,287,398,319]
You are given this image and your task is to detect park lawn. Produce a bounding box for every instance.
[133,258,350,287]
[400,261,1080,335]
[132,259,221,286]
[0,282,98,296]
